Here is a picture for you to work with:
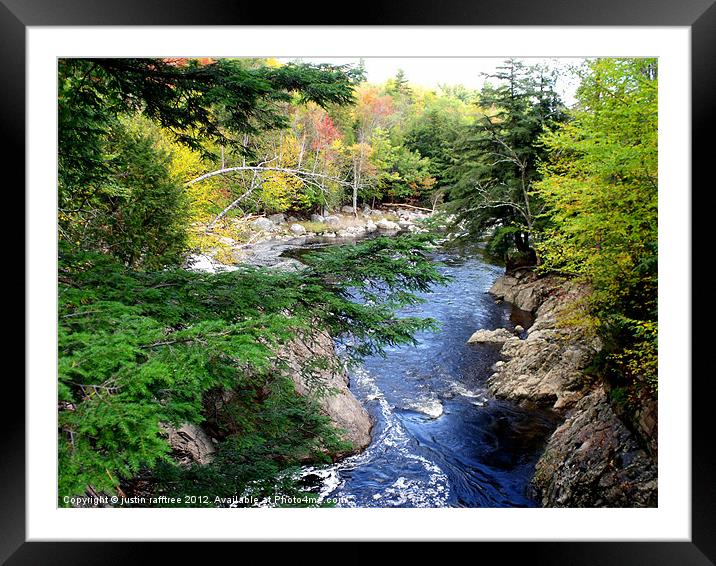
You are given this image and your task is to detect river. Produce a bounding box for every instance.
[284,237,559,508]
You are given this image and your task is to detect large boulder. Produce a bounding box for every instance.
[365,220,378,233]
[310,213,325,223]
[376,218,399,231]
[489,269,561,313]
[486,267,657,508]
[251,217,275,232]
[268,213,286,225]
[467,328,515,344]
[324,215,341,226]
[533,387,657,507]
[289,223,307,235]
[159,423,216,466]
[341,205,356,214]
[281,330,372,455]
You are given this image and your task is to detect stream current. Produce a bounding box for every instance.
[285,238,558,508]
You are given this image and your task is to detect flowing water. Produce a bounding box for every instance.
[287,238,558,508]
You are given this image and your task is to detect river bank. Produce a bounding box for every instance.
[189,206,432,272]
[179,225,657,508]
[480,268,658,507]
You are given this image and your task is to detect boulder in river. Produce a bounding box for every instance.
[376,218,399,231]
[467,328,515,344]
[489,269,555,313]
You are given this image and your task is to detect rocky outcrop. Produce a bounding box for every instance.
[482,269,657,507]
[532,387,657,507]
[159,423,217,466]
[489,268,556,313]
[486,277,600,412]
[281,329,372,455]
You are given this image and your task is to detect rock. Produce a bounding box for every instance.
[160,423,216,466]
[321,232,336,238]
[268,213,286,224]
[251,217,275,232]
[467,328,516,344]
[487,323,599,411]
[362,206,372,215]
[310,213,325,223]
[485,274,601,411]
[341,205,356,214]
[289,223,307,235]
[514,325,525,333]
[397,219,412,229]
[324,215,341,226]
[365,221,378,233]
[533,387,657,507]
[281,330,372,455]
[483,268,657,507]
[376,218,399,231]
[489,269,562,313]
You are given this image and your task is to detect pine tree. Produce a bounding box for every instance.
[445,59,566,266]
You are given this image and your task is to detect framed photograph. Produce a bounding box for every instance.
[11,0,709,562]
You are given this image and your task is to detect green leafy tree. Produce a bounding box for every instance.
[89,116,189,269]
[535,58,658,396]
[370,128,435,203]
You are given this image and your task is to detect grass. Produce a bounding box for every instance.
[297,221,330,233]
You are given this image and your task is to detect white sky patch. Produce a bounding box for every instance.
[278,57,589,106]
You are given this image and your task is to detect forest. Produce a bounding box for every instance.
[58,57,658,506]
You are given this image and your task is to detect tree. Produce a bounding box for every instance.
[58,58,362,264]
[403,99,471,189]
[445,60,566,266]
[345,85,395,213]
[535,58,658,396]
[370,128,435,203]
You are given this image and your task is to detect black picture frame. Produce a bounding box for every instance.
[8,1,709,563]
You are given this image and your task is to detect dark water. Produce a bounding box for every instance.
[291,239,558,507]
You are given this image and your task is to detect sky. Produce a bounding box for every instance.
[279,57,590,107]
